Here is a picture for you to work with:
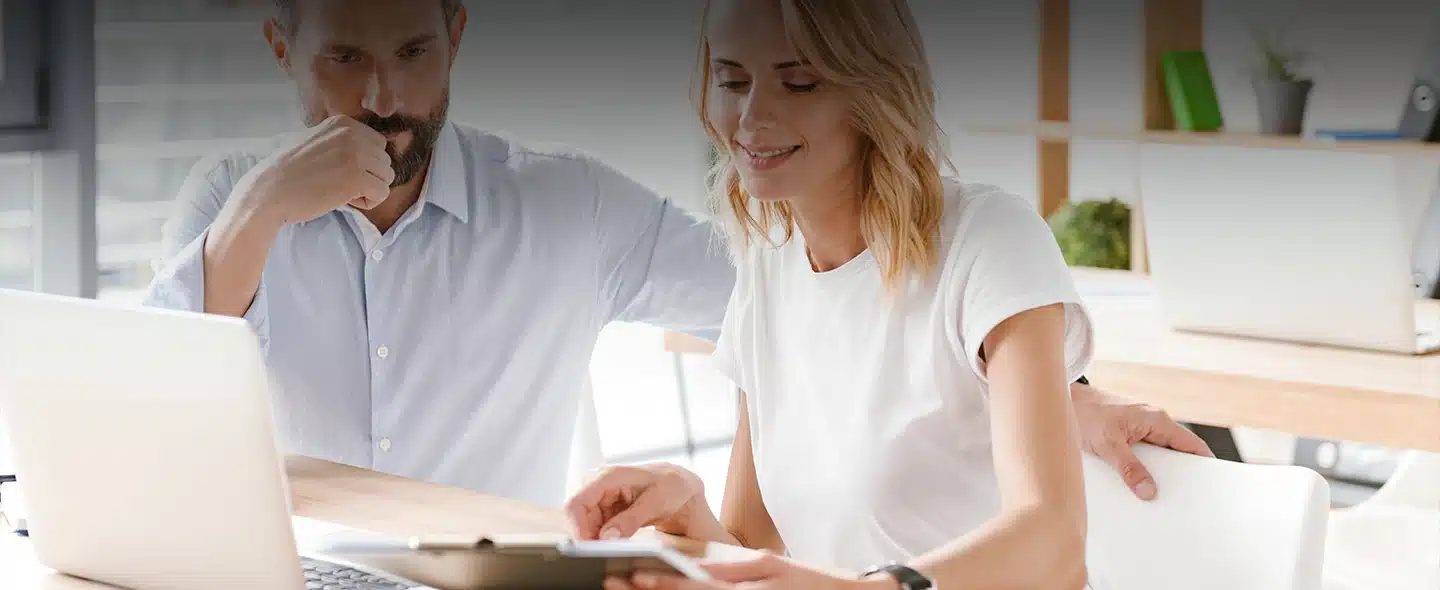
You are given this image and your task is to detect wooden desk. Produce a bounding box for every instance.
[0,457,748,589]
[666,268,1440,453]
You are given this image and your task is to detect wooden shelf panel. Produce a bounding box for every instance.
[966,121,1440,156]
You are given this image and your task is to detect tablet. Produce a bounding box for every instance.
[309,532,713,590]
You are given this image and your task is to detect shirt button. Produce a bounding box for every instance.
[378,438,392,452]
[376,345,389,359]
[371,249,385,262]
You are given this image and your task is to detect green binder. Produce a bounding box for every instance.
[1161,51,1224,131]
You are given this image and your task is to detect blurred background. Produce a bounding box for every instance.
[1,0,1436,511]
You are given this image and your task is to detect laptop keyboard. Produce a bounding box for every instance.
[301,556,419,589]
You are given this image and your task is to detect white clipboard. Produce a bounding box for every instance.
[307,530,713,590]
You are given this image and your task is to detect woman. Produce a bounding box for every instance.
[568,0,1096,587]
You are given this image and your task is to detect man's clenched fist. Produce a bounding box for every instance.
[235,115,396,226]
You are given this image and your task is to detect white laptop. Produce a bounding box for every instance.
[0,288,423,589]
[0,289,712,590]
[1137,144,1440,355]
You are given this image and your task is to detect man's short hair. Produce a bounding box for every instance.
[271,0,462,37]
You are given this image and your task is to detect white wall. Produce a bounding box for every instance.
[446,0,712,213]
[912,0,1042,198]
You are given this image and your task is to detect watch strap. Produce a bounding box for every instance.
[862,564,934,590]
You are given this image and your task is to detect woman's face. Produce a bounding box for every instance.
[704,0,863,204]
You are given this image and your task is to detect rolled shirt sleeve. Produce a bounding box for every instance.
[141,154,271,348]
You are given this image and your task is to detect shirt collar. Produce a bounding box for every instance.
[418,121,470,224]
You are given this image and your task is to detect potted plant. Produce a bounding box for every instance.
[1250,26,1313,135]
[1047,198,1132,270]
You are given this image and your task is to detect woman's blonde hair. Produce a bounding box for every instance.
[695,0,951,289]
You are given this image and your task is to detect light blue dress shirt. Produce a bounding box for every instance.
[142,121,735,507]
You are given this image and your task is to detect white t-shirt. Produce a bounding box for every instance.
[711,180,1095,573]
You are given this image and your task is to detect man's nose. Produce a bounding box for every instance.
[361,65,401,118]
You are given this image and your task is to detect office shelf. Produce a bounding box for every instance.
[968,121,1440,157]
[1026,0,1440,274]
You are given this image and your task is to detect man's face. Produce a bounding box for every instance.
[268,0,466,187]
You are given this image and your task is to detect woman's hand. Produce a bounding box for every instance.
[601,552,891,590]
[564,462,718,541]
[1070,382,1215,500]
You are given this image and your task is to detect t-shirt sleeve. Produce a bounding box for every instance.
[943,189,1094,385]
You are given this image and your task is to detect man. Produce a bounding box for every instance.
[143,0,1209,509]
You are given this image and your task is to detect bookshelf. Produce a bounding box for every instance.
[971,121,1440,157]
[1004,0,1440,274]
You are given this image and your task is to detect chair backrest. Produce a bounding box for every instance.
[1359,450,1440,510]
[1082,443,1331,590]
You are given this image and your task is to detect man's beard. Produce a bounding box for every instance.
[353,100,448,188]
[304,96,450,188]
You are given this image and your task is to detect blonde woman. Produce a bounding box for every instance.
[567,0,1106,588]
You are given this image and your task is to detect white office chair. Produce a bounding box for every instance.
[1083,443,1331,590]
[1322,450,1440,590]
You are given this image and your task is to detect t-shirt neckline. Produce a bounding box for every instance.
[792,228,877,281]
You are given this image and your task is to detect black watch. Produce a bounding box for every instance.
[861,564,934,590]
[1075,374,1089,385]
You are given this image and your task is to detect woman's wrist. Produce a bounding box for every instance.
[854,575,904,590]
[639,464,726,542]
[668,497,733,544]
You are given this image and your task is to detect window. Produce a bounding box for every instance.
[589,322,739,509]
[0,154,33,476]
[94,0,286,303]
[0,155,35,291]
[589,324,738,462]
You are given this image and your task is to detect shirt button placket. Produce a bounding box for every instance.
[365,242,389,469]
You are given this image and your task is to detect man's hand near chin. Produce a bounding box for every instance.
[1070,381,1216,500]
